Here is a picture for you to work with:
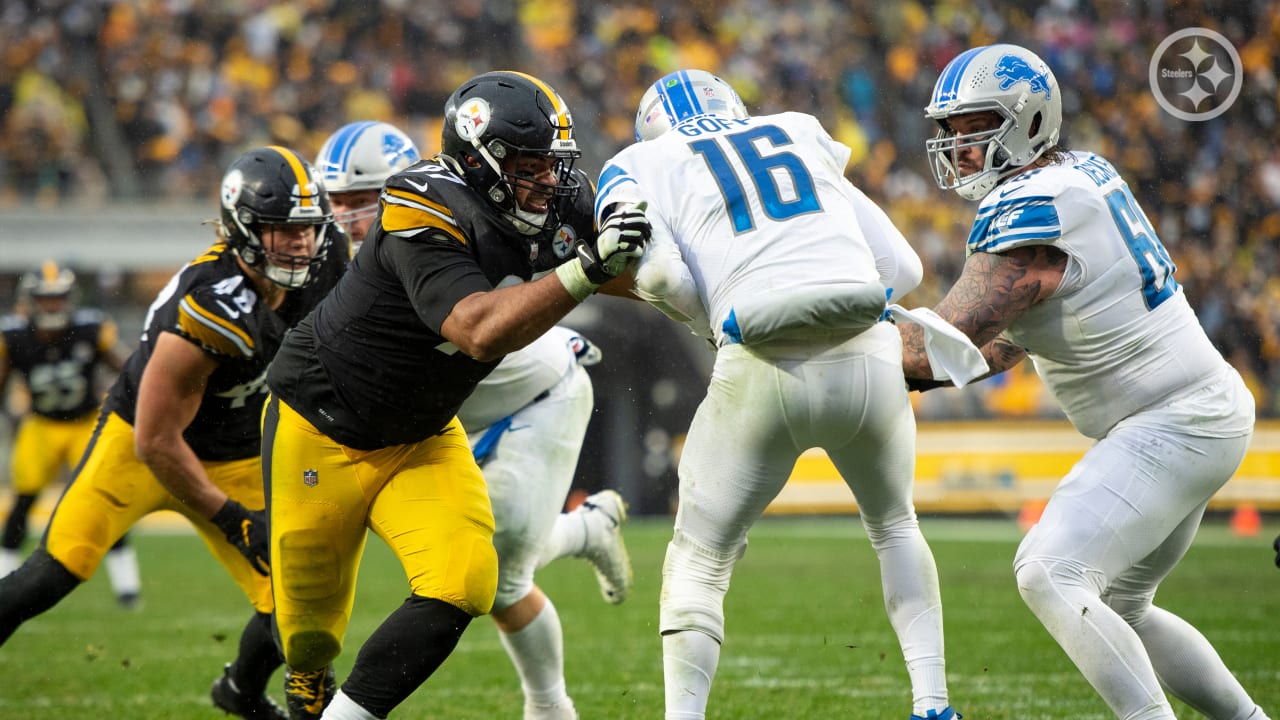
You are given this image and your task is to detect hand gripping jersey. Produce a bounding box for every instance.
[969,151,1248,439]
[102,242,340,460]
[267,160,597,451]
[595,111,890,347]
[0,309,118,421]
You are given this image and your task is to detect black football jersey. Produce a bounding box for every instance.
[103,241,340,461]
[268,159,597,451]
[0,309,118,421]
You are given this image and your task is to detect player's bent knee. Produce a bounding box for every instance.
[412,531,498,617]
[492,571,534,612]
[1014,556,1105,613]
[284,629,342,672]
[659,530,746,642]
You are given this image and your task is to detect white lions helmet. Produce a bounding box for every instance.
[315,121,421,225]
[924,44,1062,201]
[634,69,749,142]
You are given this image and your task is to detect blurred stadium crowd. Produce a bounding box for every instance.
[1,0,1278,419]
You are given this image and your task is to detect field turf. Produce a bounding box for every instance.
[1,516,1276,719]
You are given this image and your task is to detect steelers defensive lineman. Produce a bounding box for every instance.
[0,145,347,720]
[261,71,649,720]
[0,261,141,608]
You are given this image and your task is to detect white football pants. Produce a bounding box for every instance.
[662,322,949,716]
[1014,387,1264,720]
[479,365,594,610]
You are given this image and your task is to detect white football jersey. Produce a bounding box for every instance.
[456,326,585,433]
[597,112,904,347]
[973,151,1249,439]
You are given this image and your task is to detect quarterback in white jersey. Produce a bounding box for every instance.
[907,44,1268,719]
[457,326,632,720]
[597,69,962,720]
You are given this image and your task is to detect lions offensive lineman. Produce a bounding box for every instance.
[904,43,1270,719]
[0,262,141,608]
[314,120,422,253]
[595,69,962,720]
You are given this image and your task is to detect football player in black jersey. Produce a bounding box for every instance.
[0,146,346,720]
[0,261,141,609]
[262,71,651,720]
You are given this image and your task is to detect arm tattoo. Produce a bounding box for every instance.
[938,247,1049,348]
[902,245,1062,380]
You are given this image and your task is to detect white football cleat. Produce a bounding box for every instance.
[578,490,633,605]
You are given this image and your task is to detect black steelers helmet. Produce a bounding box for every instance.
[441,71,581,236]
[219,145,334,289]
[19,260,76,332]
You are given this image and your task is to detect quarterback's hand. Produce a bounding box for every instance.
[211,499,270,576]
[557,202,650,301]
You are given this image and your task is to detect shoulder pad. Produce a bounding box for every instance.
[381,161,470,245]
[175,277,260,358]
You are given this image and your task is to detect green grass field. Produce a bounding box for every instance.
[1,516,1276,719]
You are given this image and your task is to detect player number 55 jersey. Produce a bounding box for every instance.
[0,310,117,421]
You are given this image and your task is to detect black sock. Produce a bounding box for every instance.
[0,547,81,645]
[341,596,473,718]
[227,611,284,697]
[2,495,38,550]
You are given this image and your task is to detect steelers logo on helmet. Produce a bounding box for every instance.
[221,169,244,210]
[551,223,577,259]
[455,98,493,144]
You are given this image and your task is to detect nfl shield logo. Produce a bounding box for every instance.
[303,469,318,487]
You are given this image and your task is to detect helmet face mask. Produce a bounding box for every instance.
[219,146,335,288]
[442,71,581,236]
[21,260,75,332]
[634,69,749,142]
[924,44,1062,201]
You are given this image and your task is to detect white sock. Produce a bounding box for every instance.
[320,690,378,720]
[499,599,571,707]
[105,545,142,597]
[536,513,588,569]
[663,630,720,719]
[866,521,949,713]
[0,548,20,577]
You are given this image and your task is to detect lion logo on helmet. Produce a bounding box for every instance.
[994,54,1053,100]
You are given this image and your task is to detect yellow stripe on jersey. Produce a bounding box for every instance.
[178,294,255,357]
[266,145,320,211]
[508,72,571,142]
[192,242,228,266]
[381,188,467,245]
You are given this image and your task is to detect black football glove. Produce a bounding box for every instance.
[1273,533,1279,569]
[906,377,949,393]
[211,499,270,576]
